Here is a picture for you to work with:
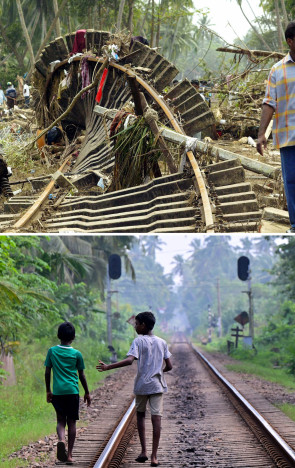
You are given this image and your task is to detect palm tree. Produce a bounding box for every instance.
[235,0,272,51]
[117,0,126,30]
[16,0,35,68]
[171,254,185,278]
[40,236,96,286]
[143,236,165,260]
[274,0,284,51]
[52,0,61,36]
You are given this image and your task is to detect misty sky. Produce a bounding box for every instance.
[193,0,263,43]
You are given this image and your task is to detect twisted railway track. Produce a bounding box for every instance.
[1,30,265,233]
[40,339,295,468]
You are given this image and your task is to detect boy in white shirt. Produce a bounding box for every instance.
[97,311,172,467]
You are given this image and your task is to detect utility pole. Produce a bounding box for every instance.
[246,270,254,341]
[208,304,212,343]
[106,268,112,350]
[106,254,121,363]
[216,278,222,338]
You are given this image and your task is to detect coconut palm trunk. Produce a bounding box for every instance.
[16,0,35,68]
[274,0,284,51]
[127,0,134,33]
[35,0,68,61]
[236,0,271,51]
[117,0,126,30]
[150,0,155,47]
[137,0,151,36]
[280,0,289,29]
[53,0,62,36]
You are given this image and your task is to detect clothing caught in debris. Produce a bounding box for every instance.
[71,29,86,55]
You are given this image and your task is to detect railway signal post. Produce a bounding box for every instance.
[237,256,254,342]
[107,254,121,363]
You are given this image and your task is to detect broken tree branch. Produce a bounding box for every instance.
[217,47,285,60]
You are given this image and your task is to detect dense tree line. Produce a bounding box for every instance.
[0,235,136,352]
[0,1,290,87]
[2,234,295,380]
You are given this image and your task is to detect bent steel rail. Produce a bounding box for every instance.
[32,55,214,233]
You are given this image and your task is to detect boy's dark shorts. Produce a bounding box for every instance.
[52,394,80,420]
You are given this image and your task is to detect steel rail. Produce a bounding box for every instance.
[43,56,214,232]
[92,399,135,468]
[192,345,295,466]
[7,155,71,231]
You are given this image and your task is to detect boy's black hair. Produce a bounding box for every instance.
[191,79,199,86]
[285,21,295,41]
[58,322,75,341]
[135,311,156,331]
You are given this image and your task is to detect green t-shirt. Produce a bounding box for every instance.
[44,345,85,395]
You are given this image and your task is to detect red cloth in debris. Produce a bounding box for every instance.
[71,29,86,55]
[95,68,108,104]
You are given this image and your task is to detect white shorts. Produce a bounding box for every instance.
[135,393,163,416]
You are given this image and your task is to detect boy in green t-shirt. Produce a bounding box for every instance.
[45,322,91,464]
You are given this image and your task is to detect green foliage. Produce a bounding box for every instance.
[276,403,295,423]
[0,335,108,463]
[0,131,36,174]
[0,360,8,385]
[202,342,295,390]
[113,117,162,190]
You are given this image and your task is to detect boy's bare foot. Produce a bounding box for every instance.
[150,457,159,466]
[135,454,148,462]
[57,441,68,462]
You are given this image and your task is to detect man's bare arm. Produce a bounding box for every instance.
[257,104,274,156]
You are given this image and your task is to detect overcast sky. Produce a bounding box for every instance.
[193,0,263,43]
[154,234,240,274]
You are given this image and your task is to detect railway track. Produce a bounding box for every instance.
[1,30,265,233]
[41,340,295,467]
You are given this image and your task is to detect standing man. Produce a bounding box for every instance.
[23,81,30,108]
[0,84,6,119]
[257,21,295,233]
[5,82,17,115]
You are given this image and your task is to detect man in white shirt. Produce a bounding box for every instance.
[23,81,30,108]
[97,311,172,467]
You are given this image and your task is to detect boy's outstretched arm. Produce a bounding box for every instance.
[78,370,91,406]
[45,366,53,402]
[163,357,172,372]
[96,355,135,372]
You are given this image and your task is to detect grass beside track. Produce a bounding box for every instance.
[198,342,295,422]
[0,338,121,467]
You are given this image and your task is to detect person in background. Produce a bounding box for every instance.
[45,322,91,464]
[257,21,295,233]
[5,82,17,115]
[0,84,6,119]
[23,81,30,108]
[97,311,172,467]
